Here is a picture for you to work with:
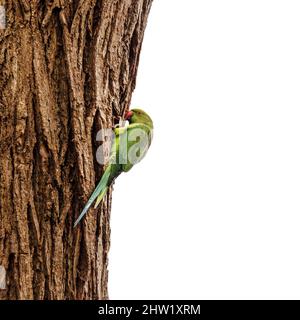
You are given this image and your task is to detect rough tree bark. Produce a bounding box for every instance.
[0,0,152,300]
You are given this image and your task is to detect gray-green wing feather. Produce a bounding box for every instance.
[121,123,152,172]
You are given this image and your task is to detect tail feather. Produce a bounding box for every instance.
[74,166,112,227]
[94,186,108,209]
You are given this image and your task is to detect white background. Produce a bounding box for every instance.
[109,0,300,299]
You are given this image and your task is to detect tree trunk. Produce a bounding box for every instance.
[0,0,152,300]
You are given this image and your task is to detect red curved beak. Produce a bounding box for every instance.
[125,110,133,120]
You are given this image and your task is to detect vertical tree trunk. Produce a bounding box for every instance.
[0,0,152,300]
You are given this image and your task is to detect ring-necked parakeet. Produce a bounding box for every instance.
[74,109,153,227]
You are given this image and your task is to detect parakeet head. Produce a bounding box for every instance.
[125,108,153,128]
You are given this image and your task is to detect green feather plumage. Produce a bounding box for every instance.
[74,109,153,227]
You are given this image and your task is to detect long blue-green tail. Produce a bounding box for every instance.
[74,165,112,227]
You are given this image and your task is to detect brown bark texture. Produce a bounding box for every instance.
[0,0,152,300]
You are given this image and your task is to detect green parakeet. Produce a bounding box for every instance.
[74,108,153,227]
